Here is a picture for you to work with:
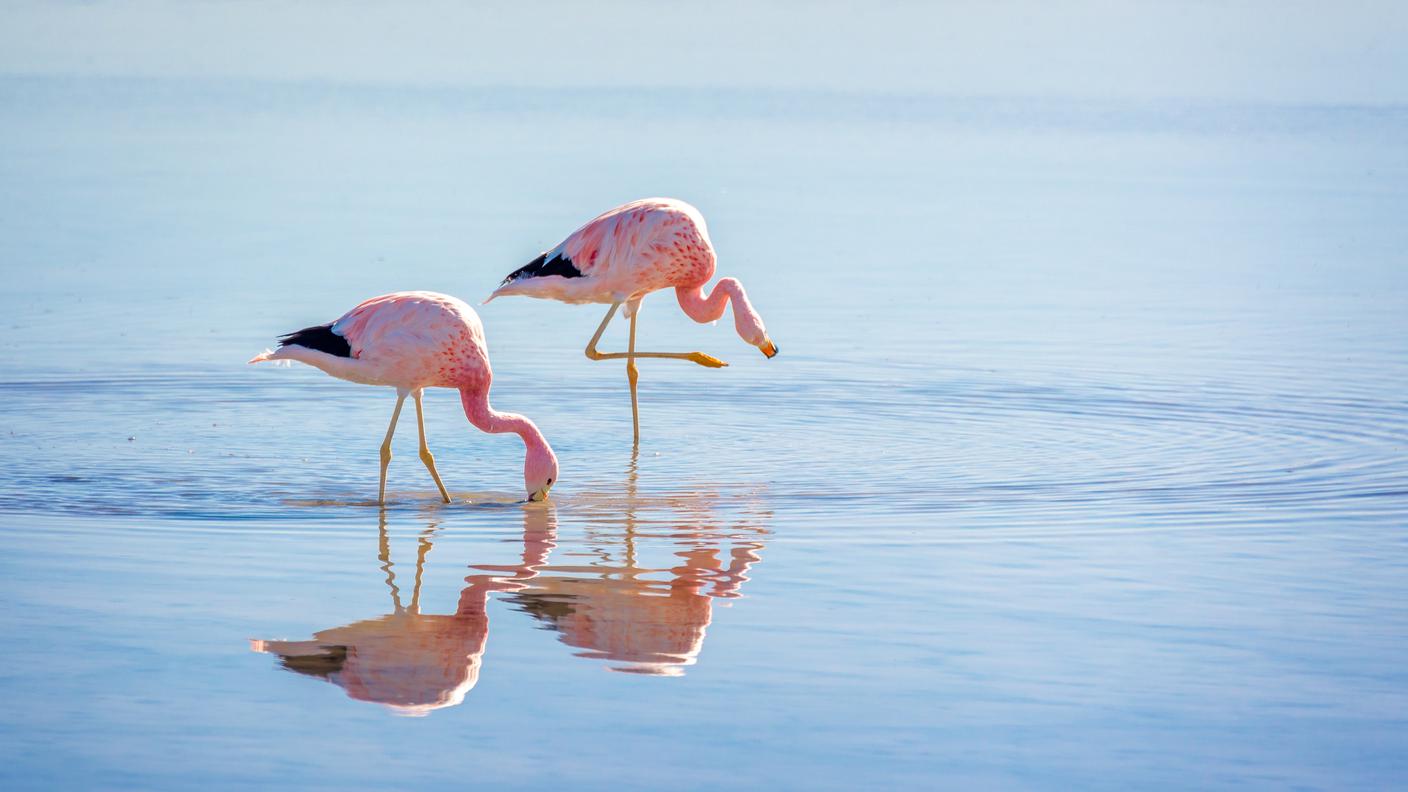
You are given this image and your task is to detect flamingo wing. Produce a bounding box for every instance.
[332,293,462,355]
[488,198,707,304]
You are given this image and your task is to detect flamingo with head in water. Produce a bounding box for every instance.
[249,291,558,504]
[486,198,778,444]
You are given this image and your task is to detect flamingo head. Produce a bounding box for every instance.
[525,440,559,502]
[725,286,777,359]
[741,325,778,358]
[735,318,778,359]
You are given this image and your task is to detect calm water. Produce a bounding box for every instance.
[2,76,1407,789]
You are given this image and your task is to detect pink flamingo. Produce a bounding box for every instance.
[486,198,778,443]
[249,291,558,504]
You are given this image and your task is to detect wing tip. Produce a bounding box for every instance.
[276,323,352,358]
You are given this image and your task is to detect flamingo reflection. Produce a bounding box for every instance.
[506,458,769,676]
[251,508,555,716]
[251,469,770,709]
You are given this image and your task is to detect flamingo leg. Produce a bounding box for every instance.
[378,390,408,505]
[628,308,640,445]
[584,301,621,359]
[584,302,729,368]
[413,388,451,504]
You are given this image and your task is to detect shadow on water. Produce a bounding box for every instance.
[251,455,772,714]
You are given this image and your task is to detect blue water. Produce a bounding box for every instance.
[2,74,1407,789]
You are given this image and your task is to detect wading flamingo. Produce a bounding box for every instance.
[486,198,778,444]
[249,291,558,504]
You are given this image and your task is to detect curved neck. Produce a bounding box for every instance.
[675,277,768,345]
[460,388,549,454]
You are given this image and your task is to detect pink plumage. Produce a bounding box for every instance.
[487,198,778,444]
[250,291,557,503]
[488,198,711,302]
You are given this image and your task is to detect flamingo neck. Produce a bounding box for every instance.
[675,277,768,346]
[459,386,556,504]
[459,388,550,455]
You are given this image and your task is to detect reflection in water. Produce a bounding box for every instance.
[507,455,768,676]
[251,462,771,712]
[250,508,556,716]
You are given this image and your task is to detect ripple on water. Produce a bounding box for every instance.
[0,366,1404,540]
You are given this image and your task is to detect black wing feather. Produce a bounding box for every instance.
[500,252,584,286]
[277,323,352,358]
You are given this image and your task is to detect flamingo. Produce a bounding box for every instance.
[486,198,778,444]
[249,291,558,504]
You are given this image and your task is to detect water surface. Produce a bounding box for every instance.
[1,76,1407,789]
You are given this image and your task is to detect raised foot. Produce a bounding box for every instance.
[689,352,729,368]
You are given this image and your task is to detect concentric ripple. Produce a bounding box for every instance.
[1,361,1403,539]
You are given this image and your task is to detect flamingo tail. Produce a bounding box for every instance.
[248,344,365,380]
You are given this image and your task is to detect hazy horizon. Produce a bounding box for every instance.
[3,1,1407,105]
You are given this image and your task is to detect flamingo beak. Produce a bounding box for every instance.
[528,485,552,502]
[758,338,779,358]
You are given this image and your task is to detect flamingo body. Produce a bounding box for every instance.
[250,291,557,502]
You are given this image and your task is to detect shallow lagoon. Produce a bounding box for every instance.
[1,77,1407,789]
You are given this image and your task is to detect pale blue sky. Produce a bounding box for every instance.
[2,1,1406,103]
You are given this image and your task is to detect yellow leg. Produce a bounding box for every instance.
[584,301,728,368]
[413,389,451,504]
[584,301,621,359]
[601,350,727,366]
[378,391,407,505]
[586,301,724,445]
[628,309,640,446]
